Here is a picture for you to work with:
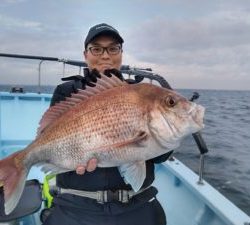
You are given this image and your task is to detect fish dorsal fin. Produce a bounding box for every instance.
[36,72,127,136]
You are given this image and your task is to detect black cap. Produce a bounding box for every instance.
[84,23,124,49]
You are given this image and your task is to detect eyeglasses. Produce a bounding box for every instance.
[87,45,122,56]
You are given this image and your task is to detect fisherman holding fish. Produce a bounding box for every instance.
[45,23,168,225]
[0,23,204,225]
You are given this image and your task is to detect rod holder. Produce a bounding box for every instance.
[198,154,205,185]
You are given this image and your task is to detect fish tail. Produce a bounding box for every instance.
[0,150,28,215]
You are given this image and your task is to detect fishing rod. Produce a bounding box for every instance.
[0,53,86,66]
[0,53,87,93]
[0,53,131,70]
[0,53,130,93]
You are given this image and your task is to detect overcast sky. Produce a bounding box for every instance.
[0,0,250,90]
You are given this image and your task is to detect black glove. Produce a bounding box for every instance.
[103,69,124,81]
[84,68,100,84]
[83,68,124,90]
[61,74,86,92]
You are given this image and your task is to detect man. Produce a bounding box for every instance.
[43,23,168,225]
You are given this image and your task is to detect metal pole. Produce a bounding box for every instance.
[198,154,205,185]
[38,60,44,94]
[62,62,65,78]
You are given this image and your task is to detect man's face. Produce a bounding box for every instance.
[84,35,122,73]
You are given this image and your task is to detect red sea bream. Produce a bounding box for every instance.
[0,73,204,215]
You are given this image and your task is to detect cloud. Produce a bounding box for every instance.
[2,0,27,3]
[0,14,42,30]
[121,6,250,90]
[1,0,250,90]
[127,11,250,55]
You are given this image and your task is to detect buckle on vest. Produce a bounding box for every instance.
[97,190,129,203]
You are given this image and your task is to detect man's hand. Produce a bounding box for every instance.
[75,158,98,175]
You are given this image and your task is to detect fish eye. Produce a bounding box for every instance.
[165,96,177,107]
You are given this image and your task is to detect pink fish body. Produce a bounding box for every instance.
[0,73,204,214]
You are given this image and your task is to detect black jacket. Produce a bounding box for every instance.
[50,78,171,191]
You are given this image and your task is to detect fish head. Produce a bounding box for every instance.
[148,88,205,150]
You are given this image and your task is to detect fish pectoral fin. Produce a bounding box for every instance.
[128,131,148,147]
[118,161,146,192]
[108,131,148,149]
[91,131,148,152]
[37,163,70,175]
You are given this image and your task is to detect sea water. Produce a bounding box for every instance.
[176,89,250,216]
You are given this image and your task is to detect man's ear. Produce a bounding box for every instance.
[83,50,87,59]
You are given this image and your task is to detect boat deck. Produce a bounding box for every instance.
[0,91,249,225]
